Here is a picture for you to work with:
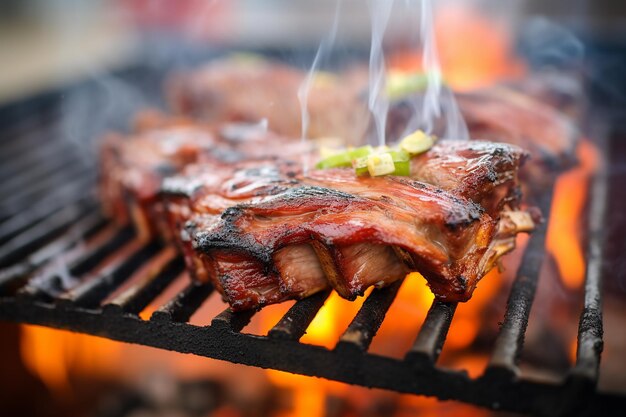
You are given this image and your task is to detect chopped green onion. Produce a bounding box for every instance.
[353,156,369,176]
[349,145,373,159]
[367,153,396,177]
[390,150,411,176]
[386,71,429,100]
[315,152,351,169]
[318,145,411,177]
[399,130,435,155]
[354,151,410,177]
[315,145,373,170]
[392,160,410,176]
[389,149,410,162]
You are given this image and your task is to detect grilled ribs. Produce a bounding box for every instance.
[157,140,531,310]
[167,55,370,142]
[99,116,308,241]
[169,58,577,178]
[99,124,217,240]
[386,84,578,196]
[100,58,543,311]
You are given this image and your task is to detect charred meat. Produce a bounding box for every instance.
[386,84,578,194]
[100,116,307,240]
[157,140,531,310]
[99,57,541,311]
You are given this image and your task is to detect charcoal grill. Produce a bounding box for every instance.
[0,68,624,417]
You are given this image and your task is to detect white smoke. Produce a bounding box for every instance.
[367,0,396,147]
[366,0,468,144]
[405,0,468,140]
[298,0,344,174]
[419,0,443,129]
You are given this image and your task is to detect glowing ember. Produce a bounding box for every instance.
[435,5,525,90]
[546,140,599,290]
[20,325,123,396]
[389,4,525,91]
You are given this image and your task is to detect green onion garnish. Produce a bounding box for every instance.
[386,71,429,100]
[389,150,411,176]
[353,150,411,177]
[315,145,373,169]
[316,133,435,178]
[399,130,435,155]
[367,153,396,177]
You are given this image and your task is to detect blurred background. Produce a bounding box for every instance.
[0,0,625,104]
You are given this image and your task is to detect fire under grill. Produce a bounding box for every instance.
[0,77,624,417]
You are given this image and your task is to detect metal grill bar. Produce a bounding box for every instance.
[211,308,256,332]
[406,301,457,366]
[0,129,62,166]
[0,211,105,275]
[150,280,214,323]
[0,123,60,161]
[65,226,135,278]
[268,290,331,340]
[0,138,76,180]
[0,183,94,245]
[104,255,185,315]
[0,276,621,417]
[0,211,106,282]
[485,183,555,379]
[0,200,98,267]
[58,241,162,308]
[335,280,403,353]
[0,150,81,198]
[0,97,60,140]
[572,144,608,384]
[0,164,89,216]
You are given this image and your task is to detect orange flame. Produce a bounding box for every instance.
[389,4,525,91]
[258,291,368,417]
[546,140,599,290]
[256,266,504,416]
[20,325,123,396]
[435,5,525,90]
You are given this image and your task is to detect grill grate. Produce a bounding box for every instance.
[0,78,624,417]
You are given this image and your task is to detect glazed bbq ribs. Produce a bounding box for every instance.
[101,123,532,310]
[99,57,546,311]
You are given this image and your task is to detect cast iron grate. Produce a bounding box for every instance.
[0,80,623,417]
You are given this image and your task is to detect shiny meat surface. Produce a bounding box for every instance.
[189,176,494,310]
[156,140,529,310]
[167,56,370,143]
[456,86,577,167]
[99,124,218,240]
[99,116,308,240]
[98,57,542,311]
[411,140,527,216]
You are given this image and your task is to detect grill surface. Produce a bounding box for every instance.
[0,68,624,417]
